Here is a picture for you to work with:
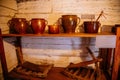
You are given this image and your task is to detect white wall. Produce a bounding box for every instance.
[15,0,120,25]
[21,37,97,67]
[0,0,17,33]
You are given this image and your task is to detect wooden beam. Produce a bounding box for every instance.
[112,27,120,80]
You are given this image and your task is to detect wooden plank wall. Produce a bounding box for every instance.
[0,0,17,34]
[21,37,97,67]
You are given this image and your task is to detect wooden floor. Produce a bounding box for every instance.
[8,67,73,80]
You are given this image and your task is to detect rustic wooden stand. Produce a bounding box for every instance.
[0,28,119,80]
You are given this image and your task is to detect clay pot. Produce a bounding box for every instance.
[58,15,80,33]
[48,25,59,34]
[30,18,48,34]
[8,18,28,34]
[83,21,100,33]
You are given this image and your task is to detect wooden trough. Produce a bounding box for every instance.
[12,61,53,78]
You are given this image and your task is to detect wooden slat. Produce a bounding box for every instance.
[67,59,102,68]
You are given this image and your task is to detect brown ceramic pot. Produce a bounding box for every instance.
[59,15,80,33]
[8,18,28,34]
[30,18,47,34]
[83,21,100,33]
[48,25,59,34]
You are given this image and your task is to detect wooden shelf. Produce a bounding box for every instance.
[1,32,114,37]
[0,30,117,80]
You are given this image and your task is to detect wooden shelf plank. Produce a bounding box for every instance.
[0,32,114,37]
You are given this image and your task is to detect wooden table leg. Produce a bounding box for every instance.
[112,27,120,80]
[0,29,8,80]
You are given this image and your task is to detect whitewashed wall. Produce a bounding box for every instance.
[0,0,120,78]
[22,37,97,67]
[0,0,17,34]
[15,0,120,25]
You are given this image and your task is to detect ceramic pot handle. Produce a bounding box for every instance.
[77,17,80,26]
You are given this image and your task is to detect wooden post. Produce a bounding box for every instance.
[112,27,120,80]
[15,37,24,65]
[0,29,8,80]
[99,48,112,70]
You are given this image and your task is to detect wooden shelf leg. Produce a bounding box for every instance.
[112,27,120,80]
[0,29,8,80]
